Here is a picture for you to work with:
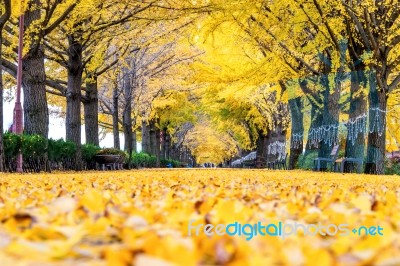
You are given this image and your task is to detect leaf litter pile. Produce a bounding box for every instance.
[0,169,399,266]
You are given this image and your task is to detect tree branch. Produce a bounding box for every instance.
[45,78,67,94]
[389,73,400,93]
[0,0,11,27]
[312,0,340,51]
[341,1,372,50]
[44,3,77,36]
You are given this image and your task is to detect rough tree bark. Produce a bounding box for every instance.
[304,103,323,152]
[141,119,150,154]
[132,130,137,153]
[112,85,120,149]
[344,68,367,172]
[0,48,3,171]
[160,128,166,160]
[255,98,288,168]
[155,127,161,167]
[122,115,133,166]
[288,96,303,169]
[343,1,400,174]
[164,131,170,159]
[300,78,324,156]
[84,73,99,146]
[122,69,133,168]
[149,120,156,155]
[317,73,340,166]
[170,142,177,161]
[255,130,267,168]
[266,102,288,167]
[0,0,11,172]
[22,2,52,172]
[66,34,83,171]
[22,0,49,138]
[365,72,387,174]
[344,31,367,172]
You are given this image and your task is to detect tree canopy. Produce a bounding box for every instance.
[1,0,399,173]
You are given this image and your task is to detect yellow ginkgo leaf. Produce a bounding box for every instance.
[79,189,106,214]
[351,195,372,213]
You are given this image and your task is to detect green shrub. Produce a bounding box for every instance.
[96,147,126,163]
[131,152,150,168]
[82,144,101,162]
[130,152,178,168]
[97,148,125,156]
[3,133,47,159]
[3,133,185,170]
[296,151,318,170]
[22,134,47,158]
[3,132,22,158]
[160,158,181,168]
[385,156,400,175]
[48,139,76,162]
[148,155,157,167]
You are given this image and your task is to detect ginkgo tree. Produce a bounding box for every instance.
[1,0,399,172]
[190,0,400,173]
[96,16,203,166]
[184,119,237,164]
[2,0,77,138]
[189,9,294,166]
[0,0,11,171]
[41,0,211,169]
[1,0,78,172]
[341,0,400,174]
[41,0,151,170]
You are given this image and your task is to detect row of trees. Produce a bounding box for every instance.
[192,0,400,174]
[1,0,399,174]
[0,0,209,171]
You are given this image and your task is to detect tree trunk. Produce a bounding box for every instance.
[182,146,186,164]
[344,33,367,172]
[132,130,137,153]
[164,132,170,159]
[266,103,288,168]
[84,74,99,146]
[21,1,50,172]
[142,120,150,154]
[155,127,161,167]
[122,70,132,151]
[149,121,156,155]
[0,85,3,172]
[301,78,323,155]
[0,0,11,174]
[66,35,83,171]
[0,32,4,172]
[365,71,387,174]
[344,69,367,172]
[160,128,166,160]
[122,69,133,168]
[112,85,120,149]
[256,130,267,168]
[170,142,176,161]
[318,74,340,167]
[22,2,49,138]
[288,96,303,169]
[304,103,323,153]
[175,144,180,161]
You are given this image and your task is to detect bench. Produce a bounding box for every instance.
[334,158,363,173]
[242,159,256,168]
[314,144,339,171]
[267,153,288,170]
